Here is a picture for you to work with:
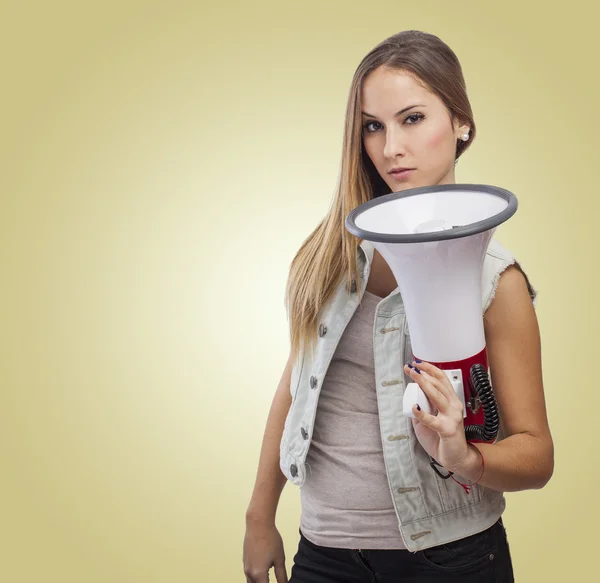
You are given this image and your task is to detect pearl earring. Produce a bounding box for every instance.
[461,132,470,141]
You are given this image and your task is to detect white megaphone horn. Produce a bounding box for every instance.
[345,184,518,446]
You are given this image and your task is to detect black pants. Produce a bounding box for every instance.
[289,518,514,582]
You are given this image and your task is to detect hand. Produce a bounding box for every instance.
[404,360,470,472]
[243,518,288,583]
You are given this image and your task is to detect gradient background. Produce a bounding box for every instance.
[1,1,597,581]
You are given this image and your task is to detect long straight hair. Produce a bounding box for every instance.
[285,30,476,363]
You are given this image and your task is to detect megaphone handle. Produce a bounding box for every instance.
[404,382,435,418]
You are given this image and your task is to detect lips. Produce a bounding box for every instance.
[389,169,415,180]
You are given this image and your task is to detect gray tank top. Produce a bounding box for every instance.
[300,290,407,550]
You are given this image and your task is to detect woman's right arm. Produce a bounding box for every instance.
[246,350,293,523]
[243,352,294,583]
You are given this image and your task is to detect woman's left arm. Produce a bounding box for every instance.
[451,263,555,492]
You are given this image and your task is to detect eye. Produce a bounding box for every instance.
[362,120,382,133]
[362,113,425,134]
[405,113,424,124]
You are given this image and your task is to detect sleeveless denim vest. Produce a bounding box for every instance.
[279,237,538,552]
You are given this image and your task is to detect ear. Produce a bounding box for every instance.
[456,122,470,136]
[450,113,469,137]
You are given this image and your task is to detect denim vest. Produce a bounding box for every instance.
[280,237,537,552]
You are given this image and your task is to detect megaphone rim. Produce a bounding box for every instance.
[345,183,518,243]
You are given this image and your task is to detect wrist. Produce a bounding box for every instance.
[451,443,483,480]
[245,506,276,527]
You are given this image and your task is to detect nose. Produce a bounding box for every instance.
[383,127,407,159]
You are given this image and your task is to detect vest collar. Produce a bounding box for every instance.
[357,238,402,300]
[358,239,375,270]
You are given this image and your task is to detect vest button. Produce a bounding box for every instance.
[301,427,308,439]
[290,464,298,477]
[310,375,317,389]
[318,323,327,337]
[350,279,357,293]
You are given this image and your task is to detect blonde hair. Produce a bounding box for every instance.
[285,30,476,363]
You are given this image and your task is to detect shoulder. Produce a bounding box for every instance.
[482,238,538,313]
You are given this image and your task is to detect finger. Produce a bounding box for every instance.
[274,562,289,583]
[245,571,267,583]
[404,364,449,411]
[411,361,456,400]
[411,361,448,385]
[412,401,443,432]
[418,365,465,414]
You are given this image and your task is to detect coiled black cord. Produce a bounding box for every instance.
[464,363,499,443]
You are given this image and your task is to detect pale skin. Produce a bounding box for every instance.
[362,65,554,490]
[243,65,554,583]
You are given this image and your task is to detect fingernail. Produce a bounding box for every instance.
[416,404,421,411]
[414,367,421,374]
[415,359,422,363]
[407,364,414,369]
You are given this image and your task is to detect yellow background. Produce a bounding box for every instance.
[1,1,597,581]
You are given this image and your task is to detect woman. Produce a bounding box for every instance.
[243,30,554,582]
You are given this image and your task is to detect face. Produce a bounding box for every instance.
[360,66,469,192]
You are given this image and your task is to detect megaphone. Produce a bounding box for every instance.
[345,184,518,448]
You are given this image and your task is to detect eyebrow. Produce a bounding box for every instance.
[361,104,426,118]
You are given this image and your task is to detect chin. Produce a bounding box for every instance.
[388,183,414,193]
